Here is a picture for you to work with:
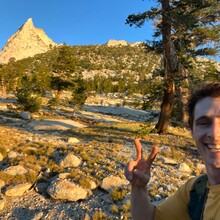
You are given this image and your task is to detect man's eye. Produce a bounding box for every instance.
[197,121,210,126]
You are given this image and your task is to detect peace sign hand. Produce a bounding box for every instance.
[124,139,158,188]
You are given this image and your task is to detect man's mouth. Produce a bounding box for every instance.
[207,144,220,152]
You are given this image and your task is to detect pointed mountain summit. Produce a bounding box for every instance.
[0,18,58,64]
[20,17,35,30]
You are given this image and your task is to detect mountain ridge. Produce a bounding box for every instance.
[0,18,144,65]
[0,18,58,64]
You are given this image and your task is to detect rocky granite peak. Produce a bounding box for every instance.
[0,18,58,64]
[106,39,143,47]
[19,18,34,30]
[106,39,129,47]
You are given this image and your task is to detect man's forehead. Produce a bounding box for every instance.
[194,97,220,120]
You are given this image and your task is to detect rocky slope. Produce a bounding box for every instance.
[0,18,58,64]
[0,98,205,219]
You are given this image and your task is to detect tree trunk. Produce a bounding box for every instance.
[156,78,175,133]
[0,79,6,95]
[155,0,178,133]
[176,67,189,126]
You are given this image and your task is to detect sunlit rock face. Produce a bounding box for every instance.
[0,18,58,64]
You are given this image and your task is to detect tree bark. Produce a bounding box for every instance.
[155,77,175,133]
[176,66,189,126]
[155,0,177,133]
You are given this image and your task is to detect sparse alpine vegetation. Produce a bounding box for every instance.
[0,17,218,219]
[0,106,205,219]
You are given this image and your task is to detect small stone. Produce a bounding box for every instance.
[0,153,3,162]
[0,179,5,189]
[67,137,80,144]
[20,111,32,120]
[8,151,19,159]
[0,198,5,211]
[84,213,91,220]
[32,211,44,220]
[177,163,192,174]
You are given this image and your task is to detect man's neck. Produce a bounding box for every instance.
[206,167,220,185]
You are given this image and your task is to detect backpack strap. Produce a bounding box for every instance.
[188,174,208,220]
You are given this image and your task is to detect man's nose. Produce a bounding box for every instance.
[208,120,220,138]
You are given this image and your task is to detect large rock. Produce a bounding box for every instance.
[157,157,178,165]
[28,119,86,131]
[5,182,32,197]
[59,153,82,168]
[4,165,28,175]
[101,175,129,192]
[47,179,87,201]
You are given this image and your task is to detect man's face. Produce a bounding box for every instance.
[192,97,220,169]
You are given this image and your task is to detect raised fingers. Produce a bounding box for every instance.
[146,146,159,166]
[134,139,142,161]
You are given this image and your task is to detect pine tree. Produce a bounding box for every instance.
[70,74,87,109]
[51,44,79,100]
[126,0,220,133]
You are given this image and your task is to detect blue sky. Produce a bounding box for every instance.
[0,0,219,62]
[0,0,157,48]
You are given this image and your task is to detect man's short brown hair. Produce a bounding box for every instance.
[187,81,220,129]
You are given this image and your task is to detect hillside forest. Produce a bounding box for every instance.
[0,44,219,131]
